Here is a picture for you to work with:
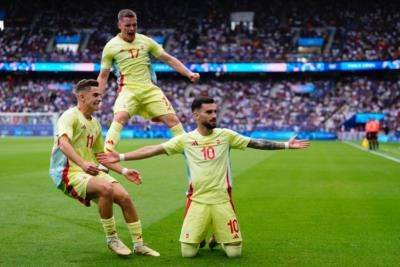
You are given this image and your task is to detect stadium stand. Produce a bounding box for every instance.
[0,0,399,140]
[1,0,399,62]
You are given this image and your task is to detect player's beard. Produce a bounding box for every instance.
[202,120,217,130]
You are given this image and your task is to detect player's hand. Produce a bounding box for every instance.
[96,149,120,164]
[123,169,142,185]
[188,72,200,83]
[81,161,100,176]
[287,135,311,149]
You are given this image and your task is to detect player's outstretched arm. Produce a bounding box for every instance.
[96,145,167,164]
[97,69,110,94]
[58,135,100,176]
[100,161,142,185]
[158,52,200,82]
[247,135,310,150]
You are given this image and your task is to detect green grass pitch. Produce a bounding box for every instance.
[1,138,400,266]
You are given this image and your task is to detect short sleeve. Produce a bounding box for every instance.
[147,37,165,58]
[57,112,75,140]
[161,135,185,155]
[100,42,113,69]
[224,129,250,150]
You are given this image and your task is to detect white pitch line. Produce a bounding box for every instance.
[343,141,400,164]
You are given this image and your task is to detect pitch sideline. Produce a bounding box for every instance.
[342,141,400,164]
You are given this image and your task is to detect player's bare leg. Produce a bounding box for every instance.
[112,183,160,257]
[156,113,185,136]
[104,111,130,151]
[223,242,242,258]
[86,179,131,256]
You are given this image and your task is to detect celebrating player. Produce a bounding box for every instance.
[97,9,200,151]
[96,96,310,258]
[49,79,159,257]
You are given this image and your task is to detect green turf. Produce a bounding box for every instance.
[1,138,400,266]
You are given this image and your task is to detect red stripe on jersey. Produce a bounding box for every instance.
[226,169,235,211]
[117,73,124,94]
[62,160,70,186]
[62,160,90,207]
[183,183,194,219]
[183,199,192,219]
[187,182,194,198]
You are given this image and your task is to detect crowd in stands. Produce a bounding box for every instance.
[1,75,399,135]
[1,0,399,63]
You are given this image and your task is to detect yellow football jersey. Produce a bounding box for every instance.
[162,128,250,204]
[101,33,165,89]
[49,107,103,187]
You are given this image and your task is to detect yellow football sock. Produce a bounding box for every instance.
[127,220,143,248]
[100,216,117,238]
[170,123,185,137]
[104,121,123,151]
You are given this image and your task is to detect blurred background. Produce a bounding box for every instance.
[0,0,399,142]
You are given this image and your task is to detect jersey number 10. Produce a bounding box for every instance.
[201,146,215,160]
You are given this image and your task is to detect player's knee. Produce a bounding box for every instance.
[170,115,180,126]
[181,243,199,258]
[113,112,129,124]
[100,183,114,198]
[163,115,180,127]
[224,243,242,258]
[115,191,132,206]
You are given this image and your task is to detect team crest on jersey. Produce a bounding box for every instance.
[191,140,199,146]
[81,125,86,130]
[216,139,221,145]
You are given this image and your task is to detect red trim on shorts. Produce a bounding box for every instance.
[62,160,90,207]
[117,73,124,94]
[226,169,235,211]
[183,199,192,219]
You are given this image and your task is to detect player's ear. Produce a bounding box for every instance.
[77,91,85,102]
[193,111,199,120]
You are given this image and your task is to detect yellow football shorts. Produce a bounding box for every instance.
[113,84,176,119]
[59,171,117,207]
[179,200,242,244]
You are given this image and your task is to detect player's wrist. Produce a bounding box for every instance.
[119,154,125,161]
[121,167,129,175]
[284,142,289,149]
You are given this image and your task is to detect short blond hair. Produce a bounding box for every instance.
[118,9,136,21]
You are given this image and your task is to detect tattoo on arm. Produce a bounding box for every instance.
[247,139,285,150]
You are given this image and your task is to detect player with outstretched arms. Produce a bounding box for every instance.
[49,79,159,257]
[97,9,200,152]
[97,97,310,258]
